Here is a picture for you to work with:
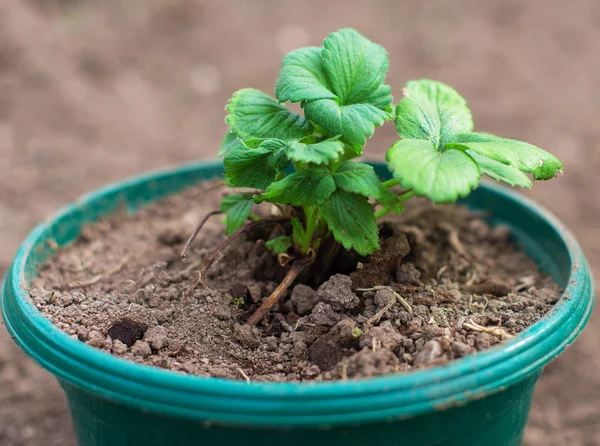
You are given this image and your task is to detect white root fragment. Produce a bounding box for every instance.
[463,319,512,340]
[237,368,251,383]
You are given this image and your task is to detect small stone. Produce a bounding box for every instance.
[107,317,147,347]
[317,274,358,311]
[360,321,404,350]
[76,326,89,341]
[131,340,152,358]
[112,340,128,355]
[414,340,443,366]
[374,289,395,309]
[232,323,261,349]
[56,293,74,307]
[333,348,400,379]
[290,284,318,315]
[87,330,104,348]
[144,326,169,350]
[247,283,262,303]
[452,341,472,358]
[396,262,421,284]
[475,332,493,350]
[306,303,341,327]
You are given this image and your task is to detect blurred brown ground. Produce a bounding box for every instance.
[0,0,598,444]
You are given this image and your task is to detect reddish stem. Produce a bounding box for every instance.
[246,259,310,326]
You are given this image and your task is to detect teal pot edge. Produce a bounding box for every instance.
[2,160,594,429]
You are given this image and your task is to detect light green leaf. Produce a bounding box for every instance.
[265,236,294,254]
[221,194,253,235]
[276,29,393,151]
[260,167,336,206]
[226,88,311,140]
[223,144,276,189]
[275,47,335,103]
[321,29,392,110]
[304,100,390,151]
[469,152,532,188]
[319,190,379,256]
[395,79,473,149]
[447,132,563,180]
[333,162,403,213]
[386,139,481,203]
[218,132,242,157]
[290,217,306,243]
[286,138,345,165]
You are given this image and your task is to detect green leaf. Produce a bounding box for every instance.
[319,190,379,256]
[226,88,311,140]
[260,167,336,206]
[321,29,392,110]
[223,144,276,189]
[276,29,393,151]
[265,236,294,254]
[286,138,345,165]
[218,132,242,157]
[333,161,404,213]
[276,47,336,103]
[258,139,291,171]
[304,101,390,151]
[395,79,473,149]
[469,152,532,188]
[386,139,481,203]
[447,132,563,180]
[221,194,253,235]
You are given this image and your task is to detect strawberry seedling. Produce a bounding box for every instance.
[182,28,562,325]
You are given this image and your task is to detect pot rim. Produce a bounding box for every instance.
[2,160,594,427]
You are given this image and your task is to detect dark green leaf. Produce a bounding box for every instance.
[265,236,294,254]
[395,79,473,149]
[226,88,311,140]
[333,161,403,213]
[258,139,291,171]
[447,132,563,180]
[223,144,276,189]
[386,139,481,203]
[285,138,345,165]
[220,194,253,235]
[319,190,379,256]
[260,167,336,206]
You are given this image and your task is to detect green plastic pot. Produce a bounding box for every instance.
[2,161,594,446]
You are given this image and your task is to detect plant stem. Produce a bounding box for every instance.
[375,190,415,220]
[299,206,320,255]
[381,178,401,188]
[247,259,311,326]
[181,210,222,261]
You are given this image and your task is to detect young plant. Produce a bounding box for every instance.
[185,28,562,326]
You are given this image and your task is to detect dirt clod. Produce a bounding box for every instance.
[317,274,358,311]
[107,317,147,347]
[290,284,318,315]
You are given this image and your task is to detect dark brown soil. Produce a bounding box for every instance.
[29,183,559,382]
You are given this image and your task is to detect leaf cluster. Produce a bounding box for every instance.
[218,29,563,258]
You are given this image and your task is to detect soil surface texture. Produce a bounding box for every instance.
[29,184,559,382]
